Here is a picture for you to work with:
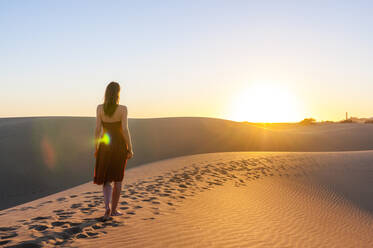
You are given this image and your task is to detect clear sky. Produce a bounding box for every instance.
[1,1,372,122]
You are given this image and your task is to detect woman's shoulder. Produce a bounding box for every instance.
[118,104,128,112]
[96,104,103,113]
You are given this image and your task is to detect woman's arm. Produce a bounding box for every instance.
[121,106,133,158]
[94,105,102,154]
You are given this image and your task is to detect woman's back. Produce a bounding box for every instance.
[99,104,125,123]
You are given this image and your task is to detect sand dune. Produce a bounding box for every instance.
[2,116,373,210]
[1,151,373,247]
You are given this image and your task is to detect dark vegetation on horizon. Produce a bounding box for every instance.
[297,116,373,125]
[240,116,373,126]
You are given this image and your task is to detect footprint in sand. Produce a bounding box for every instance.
[0,240,12,245]
[4,157,304,247]
[29,224,49,231]
[70,203,82,209]
[31,216,51,221]
[20,206,36,211]
[51,221,69,227]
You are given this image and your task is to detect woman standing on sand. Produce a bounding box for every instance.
[93,81,134,220]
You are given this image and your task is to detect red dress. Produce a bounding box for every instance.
[94,120,128,185]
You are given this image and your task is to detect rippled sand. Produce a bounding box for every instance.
[1,151,373,247]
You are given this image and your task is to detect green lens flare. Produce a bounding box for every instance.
[98,133,111,145]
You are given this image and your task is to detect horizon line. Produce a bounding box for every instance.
[0,115,365,124]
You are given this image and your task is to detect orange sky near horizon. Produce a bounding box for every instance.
[1,1,373,123]
[1,79,364,123]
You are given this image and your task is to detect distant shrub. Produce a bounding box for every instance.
[299,118,316,125]
[365,119,373,124]
[340,119,353,123]
[321,121,334,124]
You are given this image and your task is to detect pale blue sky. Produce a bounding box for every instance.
[1,1,373,121]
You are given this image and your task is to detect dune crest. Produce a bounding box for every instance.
[3,117,373,210]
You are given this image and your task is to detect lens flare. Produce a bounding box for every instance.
[41,136,56,169]
[97,133,111,145]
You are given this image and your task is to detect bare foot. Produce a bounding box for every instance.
[111,209,123,216]
[103,208,111,221]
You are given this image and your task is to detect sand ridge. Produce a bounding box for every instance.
[3,117,373,211]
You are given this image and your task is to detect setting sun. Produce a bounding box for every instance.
[229,83,303,123]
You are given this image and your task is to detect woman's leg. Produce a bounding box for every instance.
[103,181,112,210]
[111,181,122,214]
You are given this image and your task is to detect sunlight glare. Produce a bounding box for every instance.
[97,133,111,145]
[229,83,302,123]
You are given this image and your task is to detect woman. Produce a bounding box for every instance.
[93,81,134,220]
